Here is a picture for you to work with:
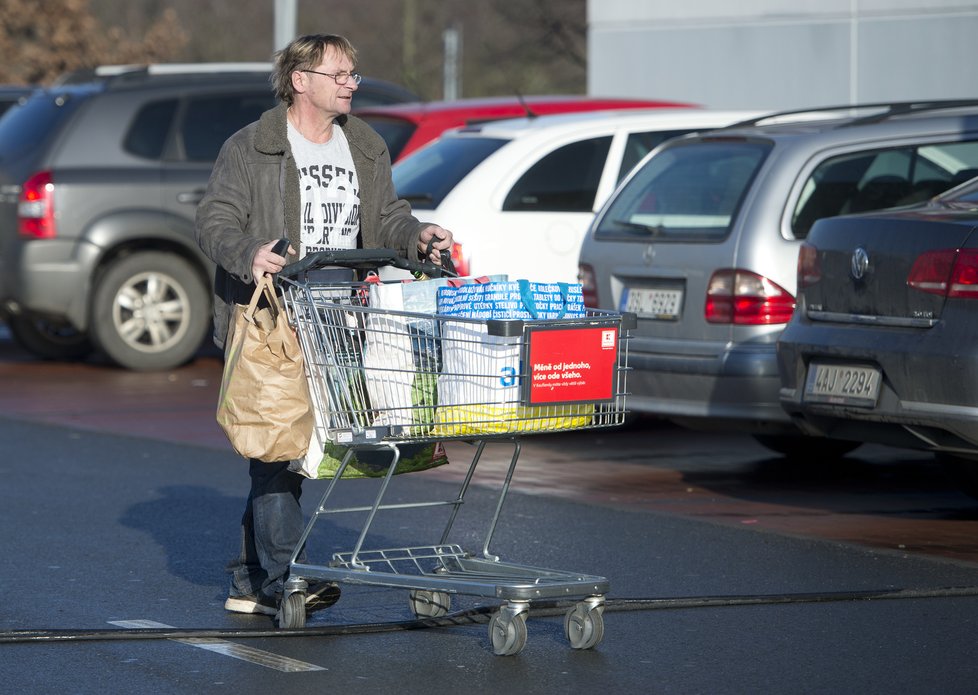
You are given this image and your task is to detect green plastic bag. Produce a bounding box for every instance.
[314,365,445,479]
[317,440,450,479]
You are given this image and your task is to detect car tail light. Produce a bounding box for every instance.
[797,242,820,287]
[578,263,598,307]
[908,248,978,298]
[18,170,56,239]
[705,269,795,324]
[450,241,469,277]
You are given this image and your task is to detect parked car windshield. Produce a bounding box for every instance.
[392,136,507,209]
[0,88,92,163]
[594,139,770,240]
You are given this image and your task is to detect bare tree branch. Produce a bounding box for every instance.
[12,0,586,97]
[0,0,187,84]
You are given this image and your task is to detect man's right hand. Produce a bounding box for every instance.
[252,239,296,280]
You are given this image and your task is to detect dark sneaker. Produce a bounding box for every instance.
[224,592,278,616]
[304,582,341,613]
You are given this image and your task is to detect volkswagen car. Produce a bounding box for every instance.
[778,176,978,490]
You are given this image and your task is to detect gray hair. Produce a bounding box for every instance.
[272,34,358,105]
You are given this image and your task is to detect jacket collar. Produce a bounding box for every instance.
[255,102,357,156]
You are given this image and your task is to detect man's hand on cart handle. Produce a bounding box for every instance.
[418,225,453,265]
[253,238,296,280]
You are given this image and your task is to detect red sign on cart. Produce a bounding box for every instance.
[522,325,619,406]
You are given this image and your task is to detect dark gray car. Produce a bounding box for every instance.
[579,100,978,457]
[0,64,417,370]
[778,177,978,491]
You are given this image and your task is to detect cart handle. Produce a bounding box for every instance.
[278,246,457,280]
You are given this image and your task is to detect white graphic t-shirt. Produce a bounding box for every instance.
[288,121,361,256]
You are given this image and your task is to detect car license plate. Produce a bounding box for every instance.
[620,287,683,320]
[803,362,881,407]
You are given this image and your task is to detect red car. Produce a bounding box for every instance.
[357,95,696,162]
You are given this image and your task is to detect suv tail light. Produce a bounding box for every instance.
[578,263,598,307]
[705,269,795,324]
[18,170,56,239]
[908,248,978,298]
[797,242,820,287]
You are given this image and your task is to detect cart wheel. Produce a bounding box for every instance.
[488,611,528,656]
[409,589,452,618]
[278,592,306,629]
[564,602,605,650]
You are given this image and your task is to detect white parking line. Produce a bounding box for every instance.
[108,620,325,672]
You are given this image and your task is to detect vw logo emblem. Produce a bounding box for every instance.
[851,247,870,280]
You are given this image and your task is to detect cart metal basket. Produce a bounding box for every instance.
[275,250,632,655]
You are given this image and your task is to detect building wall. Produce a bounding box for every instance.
[588,1,978,110]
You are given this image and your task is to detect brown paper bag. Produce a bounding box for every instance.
[216,275,313,462]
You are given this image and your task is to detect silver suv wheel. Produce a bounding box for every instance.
[91,251,210,371]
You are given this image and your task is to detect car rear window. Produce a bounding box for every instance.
[0,89,90,163]
[361,115,416,161]
[393,136,507,209]
[791,140,978,238]
[594,139,770,240]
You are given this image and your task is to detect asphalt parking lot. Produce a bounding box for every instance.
[3,333,978,693]
[4,421,978,693]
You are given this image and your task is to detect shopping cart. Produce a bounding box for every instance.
[275,249,633,656]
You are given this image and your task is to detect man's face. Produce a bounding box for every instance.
[298,45,359,118]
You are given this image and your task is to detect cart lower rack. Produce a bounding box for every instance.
[278,263,631,656]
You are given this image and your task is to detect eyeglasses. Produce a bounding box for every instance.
[301,69,362,86]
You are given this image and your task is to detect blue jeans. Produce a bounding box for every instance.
[227,458,306,601]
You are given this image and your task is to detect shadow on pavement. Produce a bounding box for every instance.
[120,485,243,587]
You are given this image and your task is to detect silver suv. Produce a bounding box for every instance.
[578,100,978,456]
[0,64,417,370]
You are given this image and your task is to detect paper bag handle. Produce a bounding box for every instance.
[243,275,282,323]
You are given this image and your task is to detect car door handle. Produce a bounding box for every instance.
[176,190,205,205]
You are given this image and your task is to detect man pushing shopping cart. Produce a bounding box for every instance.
[195,32,454,623]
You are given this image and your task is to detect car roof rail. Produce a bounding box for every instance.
[53,63,272,87]
[841,99,978,126]
[102,62,272,76]
[726,99,978,129]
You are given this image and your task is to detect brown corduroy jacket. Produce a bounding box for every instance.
[195,101,427,348]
